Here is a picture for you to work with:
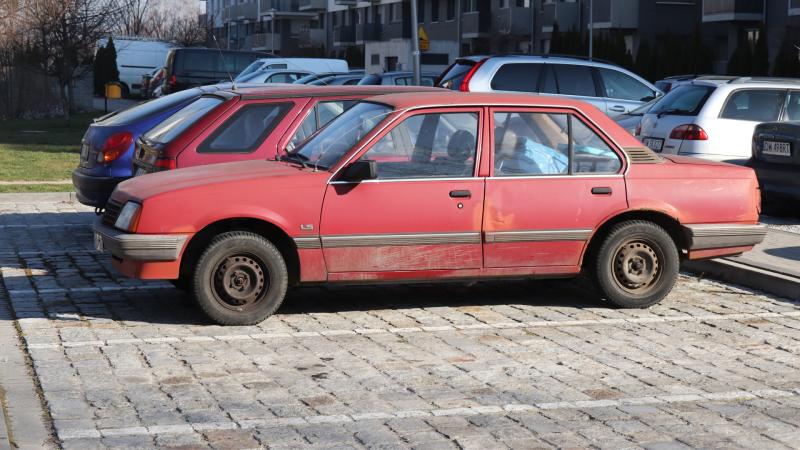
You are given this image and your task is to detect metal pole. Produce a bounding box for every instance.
[410,0,421,85]
[456,0,462,56]
[529,0,535,54]
[588,0,593,60]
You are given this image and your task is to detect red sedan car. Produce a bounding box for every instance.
[95,92,766,325]
[131,85,439,174]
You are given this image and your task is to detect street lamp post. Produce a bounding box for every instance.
[410,0,421,85]
[588,0,593,60]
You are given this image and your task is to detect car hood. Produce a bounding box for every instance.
[113,160,310,202]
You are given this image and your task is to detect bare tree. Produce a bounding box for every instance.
[115,0,152,36]
[148,8,208,47]
[21,0,121,120]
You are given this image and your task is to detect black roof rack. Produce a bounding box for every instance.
[730,76,800,84]
[463,53,619,67]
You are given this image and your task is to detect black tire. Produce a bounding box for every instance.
[169,276,190,291]
[594,220,679,308]
[192,231,288,325]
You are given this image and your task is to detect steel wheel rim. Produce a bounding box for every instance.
[611,239,662,295]
[211,253,269,311]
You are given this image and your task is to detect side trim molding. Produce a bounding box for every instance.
[485,229,593,243]
[683,223,767,250]
[294,237,322,249]
[320,232,482,248]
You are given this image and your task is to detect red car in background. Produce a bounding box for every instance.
[96,91,766,325]
[131,85,440,175]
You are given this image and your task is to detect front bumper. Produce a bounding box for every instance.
[746,159,800,201]
[72,169,128,207]
[683,223,767,251]
[92,219,189,262]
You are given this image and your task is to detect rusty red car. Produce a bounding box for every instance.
[94,91,766,325]
[131,85,439,175]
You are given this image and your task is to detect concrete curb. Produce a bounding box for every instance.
[684,258,800,301]
[0,192,77,204]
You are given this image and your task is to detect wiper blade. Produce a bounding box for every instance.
[279,154,310,169]
[656,108,691,118]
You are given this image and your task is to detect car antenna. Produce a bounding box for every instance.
[212,35,237,90]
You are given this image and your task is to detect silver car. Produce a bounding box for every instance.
[437,55,661,117]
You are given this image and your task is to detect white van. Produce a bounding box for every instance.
[98,37,175,97]
[234,58,349,82]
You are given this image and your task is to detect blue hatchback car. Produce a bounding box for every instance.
[72,85,226,207]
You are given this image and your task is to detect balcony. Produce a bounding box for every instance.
[223,2,258,21]
[245,32,282,52]
[461,10,490,38]
[356,22,382,42]
[702,0,763,22]
[298,0,325,11]
[334,0,358,5]
[298,28,325,47]
[495,8,533,35]
[592,0,638,29]
[541,1,579,33]
[259,0,301,10]
[334,25,356,44]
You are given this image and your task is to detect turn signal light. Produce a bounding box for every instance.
[669,124,708,141]
[99,132,133,164]
[154,157,176,170]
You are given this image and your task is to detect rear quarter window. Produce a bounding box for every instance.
[198,103,291,153]
[144,96,224,144]
[720,89,785,122]
[490,63,541,92]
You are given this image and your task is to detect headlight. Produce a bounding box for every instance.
[115,202,142,232]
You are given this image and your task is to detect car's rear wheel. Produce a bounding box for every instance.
[193,231,288,325]
[594,221,679,308]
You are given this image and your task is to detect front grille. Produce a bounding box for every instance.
[623,146,663,164]
[102,199,123,227]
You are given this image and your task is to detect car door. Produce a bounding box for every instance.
[540,64,607,114]
[484,107,628,268]
[597,67,658,116]
[319,108,485,273]
[176,98,305,167]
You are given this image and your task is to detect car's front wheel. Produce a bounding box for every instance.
[594,221,679,308]
[193,231,288,325]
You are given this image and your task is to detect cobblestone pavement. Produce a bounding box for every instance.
[2,200,800,449]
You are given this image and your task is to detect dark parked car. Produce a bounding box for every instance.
[357,71,437,86]
[72,85,237,207]
[309,74,363,85]
[748,121,800,204]
[160,48,267,95]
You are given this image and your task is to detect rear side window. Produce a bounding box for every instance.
[199,103,290,153]
[720,90,785,122]
[650,85,714,116]
[598,68,656,101]
[98,88,201,126]
[491,63,541,92]
[552,64,597,97]
[287,100,358,150]
[144,96,224,144]
[437,60,477,90]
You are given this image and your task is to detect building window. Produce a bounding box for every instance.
[463,0,477,13]
[446,0,455,20]
[432,0,440,21]
[500,0,509,8]
[371,54,380,65]
[418,0,424,22]
[390,3,401,22]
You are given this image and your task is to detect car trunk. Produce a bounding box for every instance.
[753,122,800,166]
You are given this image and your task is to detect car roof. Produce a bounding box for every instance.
[226,84,442,99]
[690,76,800,88]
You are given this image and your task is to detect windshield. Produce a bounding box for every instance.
[234,60,265,81]
[97,88,203,126]
[292,102,393,169]
[144,96,224,144]
[649,84,715,116]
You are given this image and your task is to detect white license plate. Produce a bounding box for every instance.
[135,167,147,177]
[762,140,791,157]
[94,233,104,252]
[642,137,664,152]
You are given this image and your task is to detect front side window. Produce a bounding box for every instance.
[359,112,479,179]
[720,89,785,122]
[294,102,393,169]
[493,111,620,176]
[199,103,290,153]
[145,96,224,144]
[598,68,656,102]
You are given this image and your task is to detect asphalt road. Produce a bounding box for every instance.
[2,199,800,449]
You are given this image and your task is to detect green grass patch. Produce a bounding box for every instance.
[0,184,73,193]
[0,113,101,181]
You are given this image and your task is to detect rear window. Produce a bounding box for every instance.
[650,85,715,117]
[144,96,224,144]
[98,88,202,126]
[491,63,541,92]
[720,89,785,122]
[436,60,477,90]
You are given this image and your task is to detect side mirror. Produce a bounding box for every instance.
[340,159,377,182]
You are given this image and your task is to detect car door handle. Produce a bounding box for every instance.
[591,187,612,195]
[449,190,471,198]
[609,105,626,113]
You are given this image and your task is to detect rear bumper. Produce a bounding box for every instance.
[683,223,767,251]
[72,170,128,207]
[92,219,189,262]
[746,159,800,200]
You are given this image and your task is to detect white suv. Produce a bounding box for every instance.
[436,55,661,117]
[638,77,800,164]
